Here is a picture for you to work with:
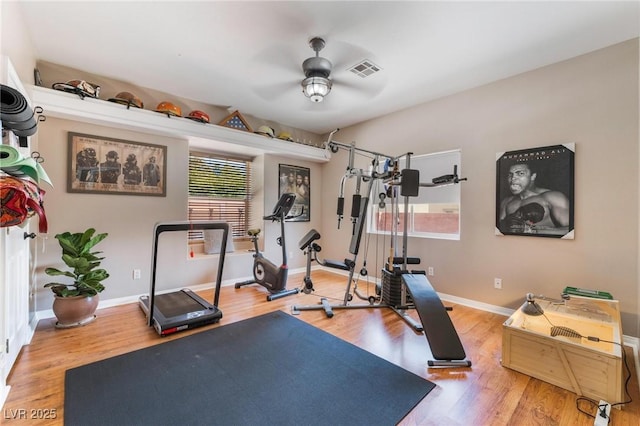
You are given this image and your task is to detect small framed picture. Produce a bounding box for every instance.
[278,164,310,222]
[68,132,166,196]
[496,143,574,239]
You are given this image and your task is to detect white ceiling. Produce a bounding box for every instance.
[16,1,640,134]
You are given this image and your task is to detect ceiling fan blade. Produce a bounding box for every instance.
[252,44,302,76]
[250,43,304,101]
[253,80,299,101]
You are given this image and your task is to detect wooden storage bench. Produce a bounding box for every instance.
[502,296,623,403]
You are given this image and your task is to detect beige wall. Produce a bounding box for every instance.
[32,118,322,312]
[322,39,640,336]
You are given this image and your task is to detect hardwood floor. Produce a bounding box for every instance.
[3,270,639,425]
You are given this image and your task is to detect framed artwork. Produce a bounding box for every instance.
[278,164,310,222]
[68,132,167,196]
[496,143,574,239]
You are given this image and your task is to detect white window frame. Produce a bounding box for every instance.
[367,149,461,240]
[188,151,253,242]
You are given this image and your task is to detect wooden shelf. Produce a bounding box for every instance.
[28,85,331,163]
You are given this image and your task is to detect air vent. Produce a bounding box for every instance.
[348,60,382,78]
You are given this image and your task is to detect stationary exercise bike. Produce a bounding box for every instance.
[235,193,300,301]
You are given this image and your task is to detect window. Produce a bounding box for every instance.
[188,151,252,241]
[368,150,461,240]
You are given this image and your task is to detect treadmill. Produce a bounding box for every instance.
[139,221,229,336]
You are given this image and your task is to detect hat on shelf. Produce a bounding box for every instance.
[255,125,275,138]
[277,132,293,142]
[185,110,210,123]
[108,92,144,109]
[154,101,182,117]
[52,80,100,99]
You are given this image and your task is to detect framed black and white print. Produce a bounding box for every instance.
[68,132,166,196]
[278,164,310,222]
[496,143,574,239]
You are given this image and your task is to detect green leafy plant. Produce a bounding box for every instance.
[44,228,109,297]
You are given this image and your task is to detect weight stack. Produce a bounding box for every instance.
[381,269,412,307]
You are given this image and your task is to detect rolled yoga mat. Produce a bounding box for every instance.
[1,84,37,136]
[0,145,52,186]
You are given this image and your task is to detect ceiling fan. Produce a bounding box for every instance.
[252,36,385,107]
[301,37,333,103]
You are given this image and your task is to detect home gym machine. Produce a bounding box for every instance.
[293,138,420,327]
[139,221,229,336]
[293,139,393,316]
[293,133,471,367]
[384,159,470,367]
[234,192,300,301]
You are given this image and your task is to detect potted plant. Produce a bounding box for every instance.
[44,228,109,328]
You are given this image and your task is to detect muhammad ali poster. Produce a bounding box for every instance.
[68,132,166,196]
[496,143,574,239]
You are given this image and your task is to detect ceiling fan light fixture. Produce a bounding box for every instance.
[302,76,332,103]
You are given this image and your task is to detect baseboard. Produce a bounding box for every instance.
[318,265,515,316]
[437,292,515,317]
[0,384,10,412]
[622,336,640,398]
[36,266,310,322]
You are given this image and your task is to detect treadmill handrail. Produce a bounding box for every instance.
[147,221,230,328]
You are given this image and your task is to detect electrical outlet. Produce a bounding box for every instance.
[133,269,141,280]
[594,400,611,426]
[428,267,434,276]
[494,278,502,289]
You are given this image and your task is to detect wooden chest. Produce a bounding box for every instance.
[502,295,623,403]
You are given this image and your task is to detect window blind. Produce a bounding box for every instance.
[188,151,252,240]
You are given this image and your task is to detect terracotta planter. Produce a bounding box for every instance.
[52,294,99,328]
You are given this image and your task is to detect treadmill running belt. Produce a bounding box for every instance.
[155,292,205,318]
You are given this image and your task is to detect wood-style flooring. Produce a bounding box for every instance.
[3,270,639,425]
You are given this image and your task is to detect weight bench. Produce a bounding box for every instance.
[402,273,472,367]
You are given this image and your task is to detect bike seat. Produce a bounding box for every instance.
[247,229,261,237]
